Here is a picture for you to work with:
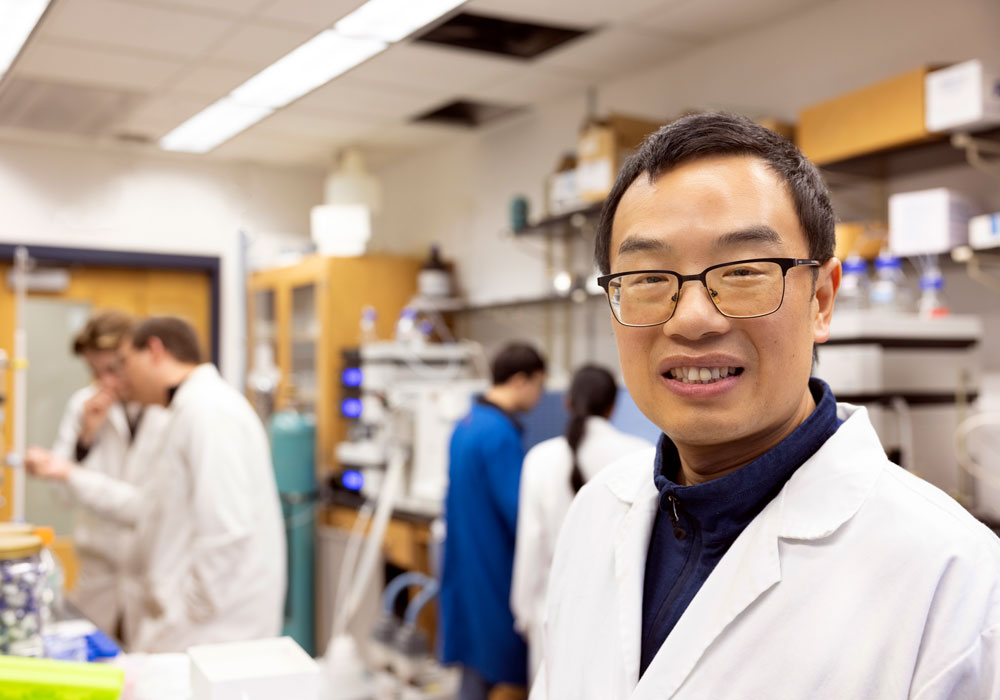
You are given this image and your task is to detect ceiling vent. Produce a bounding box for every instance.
[413,99,524,128]
[413,12,588,59]
[0,77,141,137]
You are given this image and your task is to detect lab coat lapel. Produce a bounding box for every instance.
[613,478,659,690]
[629,404,880,699]
[632,496,783,700]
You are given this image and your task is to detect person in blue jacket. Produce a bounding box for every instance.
[440,342,547,700]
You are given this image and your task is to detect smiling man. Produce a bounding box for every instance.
[530,113,1000,700]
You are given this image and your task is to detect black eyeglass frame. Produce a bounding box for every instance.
[596,257,821,327]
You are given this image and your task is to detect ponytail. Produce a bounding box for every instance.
[567,412,588,493]
[564,365,618,494]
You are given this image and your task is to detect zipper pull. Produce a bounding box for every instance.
[667,494,686,541]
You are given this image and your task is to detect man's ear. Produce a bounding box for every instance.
[147,336,167,362]
[813,257,841,344]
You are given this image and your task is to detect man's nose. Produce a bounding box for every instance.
[663,281,731,340]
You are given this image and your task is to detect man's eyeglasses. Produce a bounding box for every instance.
[596,258,820,327]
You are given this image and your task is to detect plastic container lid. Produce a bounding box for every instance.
[920,275,944,290]
[0,534,43,560]
[842,257,868,274]
[874,255,903,270]
[0,523,35,537]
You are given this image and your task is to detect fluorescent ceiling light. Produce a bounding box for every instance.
[335,0,467,42]
[159,98,273,154]
[231,30,385,110]
[0,0,52,77]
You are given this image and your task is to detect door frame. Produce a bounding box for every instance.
[0,244,221,365]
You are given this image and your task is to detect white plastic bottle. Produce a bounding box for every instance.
[869,253,913,313]
[837,256,871,312]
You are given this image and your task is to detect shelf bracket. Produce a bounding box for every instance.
[951,132,1000,178]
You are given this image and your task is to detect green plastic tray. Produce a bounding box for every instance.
[0,655,123,699]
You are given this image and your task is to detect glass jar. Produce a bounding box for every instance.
[0,534,45,657]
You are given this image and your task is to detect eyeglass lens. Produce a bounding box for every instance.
[609,261,785,325]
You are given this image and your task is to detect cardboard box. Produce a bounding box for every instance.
[797,67,934,164]
[926,60,1000,132]
[577,114,663,202]
[834,221,886,260]
[888,188,976,256]
[969,212,1000,250]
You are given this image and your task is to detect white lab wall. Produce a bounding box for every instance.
[372,0,1000,378]
[0,138,323,384]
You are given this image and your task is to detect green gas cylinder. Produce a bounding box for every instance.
[268,409,317,655]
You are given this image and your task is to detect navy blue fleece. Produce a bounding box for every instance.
[639,378,840,676]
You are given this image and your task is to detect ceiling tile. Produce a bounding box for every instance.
[163,63,257,97]
[205,21,318,72]
[464,0,674,28]
[38,0,235,59]
[463,66,589,105]
[13,39,185,92]
[336,43,521,94]
[251,109,375,143]
[210,128,334,166]
[538,26,694,81]
[122,0,267,18]
[635,0,827,40]
[256,0,365,30]
[116,93,216,139]
[292,81,450,122]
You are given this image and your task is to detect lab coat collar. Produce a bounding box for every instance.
[603,402,879,538]
[168,363,220,410]
[775,402,883,541]
[619,402,882,698]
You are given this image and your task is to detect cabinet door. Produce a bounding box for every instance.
[290,283,318,410]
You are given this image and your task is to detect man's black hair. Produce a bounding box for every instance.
[491,342,546,386]
[595,112,835,274]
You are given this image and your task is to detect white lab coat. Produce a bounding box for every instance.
[51,386,169,634]
[532,404,1000,700]
[511,416,651,681]
[82,365,286,652]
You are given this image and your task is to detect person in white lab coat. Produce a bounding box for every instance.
[25,310,168,637]
[37,315,285,651]
[531,113,1000,699]
[511,364,650,681]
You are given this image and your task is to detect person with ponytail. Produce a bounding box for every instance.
[511,364,653,682]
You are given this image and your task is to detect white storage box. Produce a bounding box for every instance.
[188,637,320,700]
[969,212,1000,250]
[925,60,1000,132]
[889,188,975,256]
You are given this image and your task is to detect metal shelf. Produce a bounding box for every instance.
[512,201,604,237]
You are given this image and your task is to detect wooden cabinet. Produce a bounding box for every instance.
[247,254,420,474]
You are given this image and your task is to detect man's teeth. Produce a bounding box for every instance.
[668,366,740,384]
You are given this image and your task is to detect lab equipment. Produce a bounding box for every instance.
[188,636,320,700]
[337,341,485,516]
[0,534,45,657]
[0,654,124,699]
[837,256,871,311]
[269,408,319,655]
[917,265,949,318]
[868,252,914,312]
[3,247,31,521]
[814,312,983,501]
